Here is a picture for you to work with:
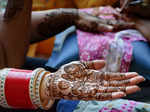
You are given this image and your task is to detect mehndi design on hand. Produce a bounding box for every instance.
[44,60,144,101]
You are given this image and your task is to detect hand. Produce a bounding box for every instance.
[120,0,150,19]
[134,18,150,41]
[75,11,135,33]
[42,60,145,101]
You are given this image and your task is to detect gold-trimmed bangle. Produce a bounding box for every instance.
[40,73,55,110]
[29,68,44,108]
[30,68,55,110]
[34,70,50,109]
[0,68,11,108]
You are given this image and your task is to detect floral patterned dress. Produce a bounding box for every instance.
[57,6,150,112]
[77,6,147,72]
[74,99,150,112]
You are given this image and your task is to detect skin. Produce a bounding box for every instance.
[120,0,150,41]
[120,0,150,18]
[0,0,146,107]
[0,0,134,68]
[135,18,150,42]
[0,0,32,68]
[30,8,134,44]
[40,60,145,101]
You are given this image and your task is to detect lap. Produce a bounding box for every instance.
[130,41,150,80]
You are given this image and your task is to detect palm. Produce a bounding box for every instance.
[48,60,144,101]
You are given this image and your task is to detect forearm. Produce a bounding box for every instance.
[135,18,150,42]
[30,8,79,44]
[0,41,7,68]
[0,61,144,109]
[0,0,32,68]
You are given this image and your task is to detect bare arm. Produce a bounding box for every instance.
[30,8,79,44]
[135,18,150,42]
[30,8,134,44]
[0,0,32,68]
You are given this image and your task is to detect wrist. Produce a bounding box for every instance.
[57,8,79,25]
[40,73,52,100]
[40,71,55,110]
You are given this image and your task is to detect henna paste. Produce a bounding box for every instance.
[37,8,79,38]
[43,61,142,101]
[96,93,112,101]
[81,61,95,69]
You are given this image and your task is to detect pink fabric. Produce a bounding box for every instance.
[77,6,146,72]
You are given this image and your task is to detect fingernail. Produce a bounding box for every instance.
[127,72,138,76]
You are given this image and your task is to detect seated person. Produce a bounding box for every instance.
[0,0,144,112]
[45,6,150,112]
[0,60,144,112]
[47,4,150,82]
[0,0,149,112]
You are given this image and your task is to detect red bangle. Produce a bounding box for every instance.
[4,69,35,109]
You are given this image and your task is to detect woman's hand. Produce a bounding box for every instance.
[31,8,135,43]
[134,18,150,41]
[120,0,150,19]
[75,11,135,33]
[42,60,145,101]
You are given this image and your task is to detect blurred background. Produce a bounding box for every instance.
[0,0,117,58]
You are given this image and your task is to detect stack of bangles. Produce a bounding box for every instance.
[0,68,55,110]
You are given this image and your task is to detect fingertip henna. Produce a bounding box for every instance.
[96,93,112,101]
[81,61,95,69]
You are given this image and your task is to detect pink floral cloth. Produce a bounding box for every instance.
[74,99,150,112]
[77,6,147,72]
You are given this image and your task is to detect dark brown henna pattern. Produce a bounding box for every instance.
[3,0,24,21]
[96,93,112,101]
[81,61,95,69]
[95,72,127,81]
[64,64,83,74]
[37,8,79,38]
[101,80,130,87]
[98,87,126,93]
[43,61,143,101]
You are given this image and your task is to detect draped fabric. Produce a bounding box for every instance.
[77,6,146,72]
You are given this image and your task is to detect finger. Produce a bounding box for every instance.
[114,20,135,30]
[91,71,139,81]
[81,60,105,70]
[129,76,145,85]
[63,92,126,101]
[70,83,127,101]
[94,92,126,101]
[97,23,114,32]
[97,85,140,94]
[101,76,145,87]
[125,86,141,94]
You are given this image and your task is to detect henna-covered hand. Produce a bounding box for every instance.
[120,0,150,19]
[41,60,145,101]
[75,11,135,32]
[31,8,134,43]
